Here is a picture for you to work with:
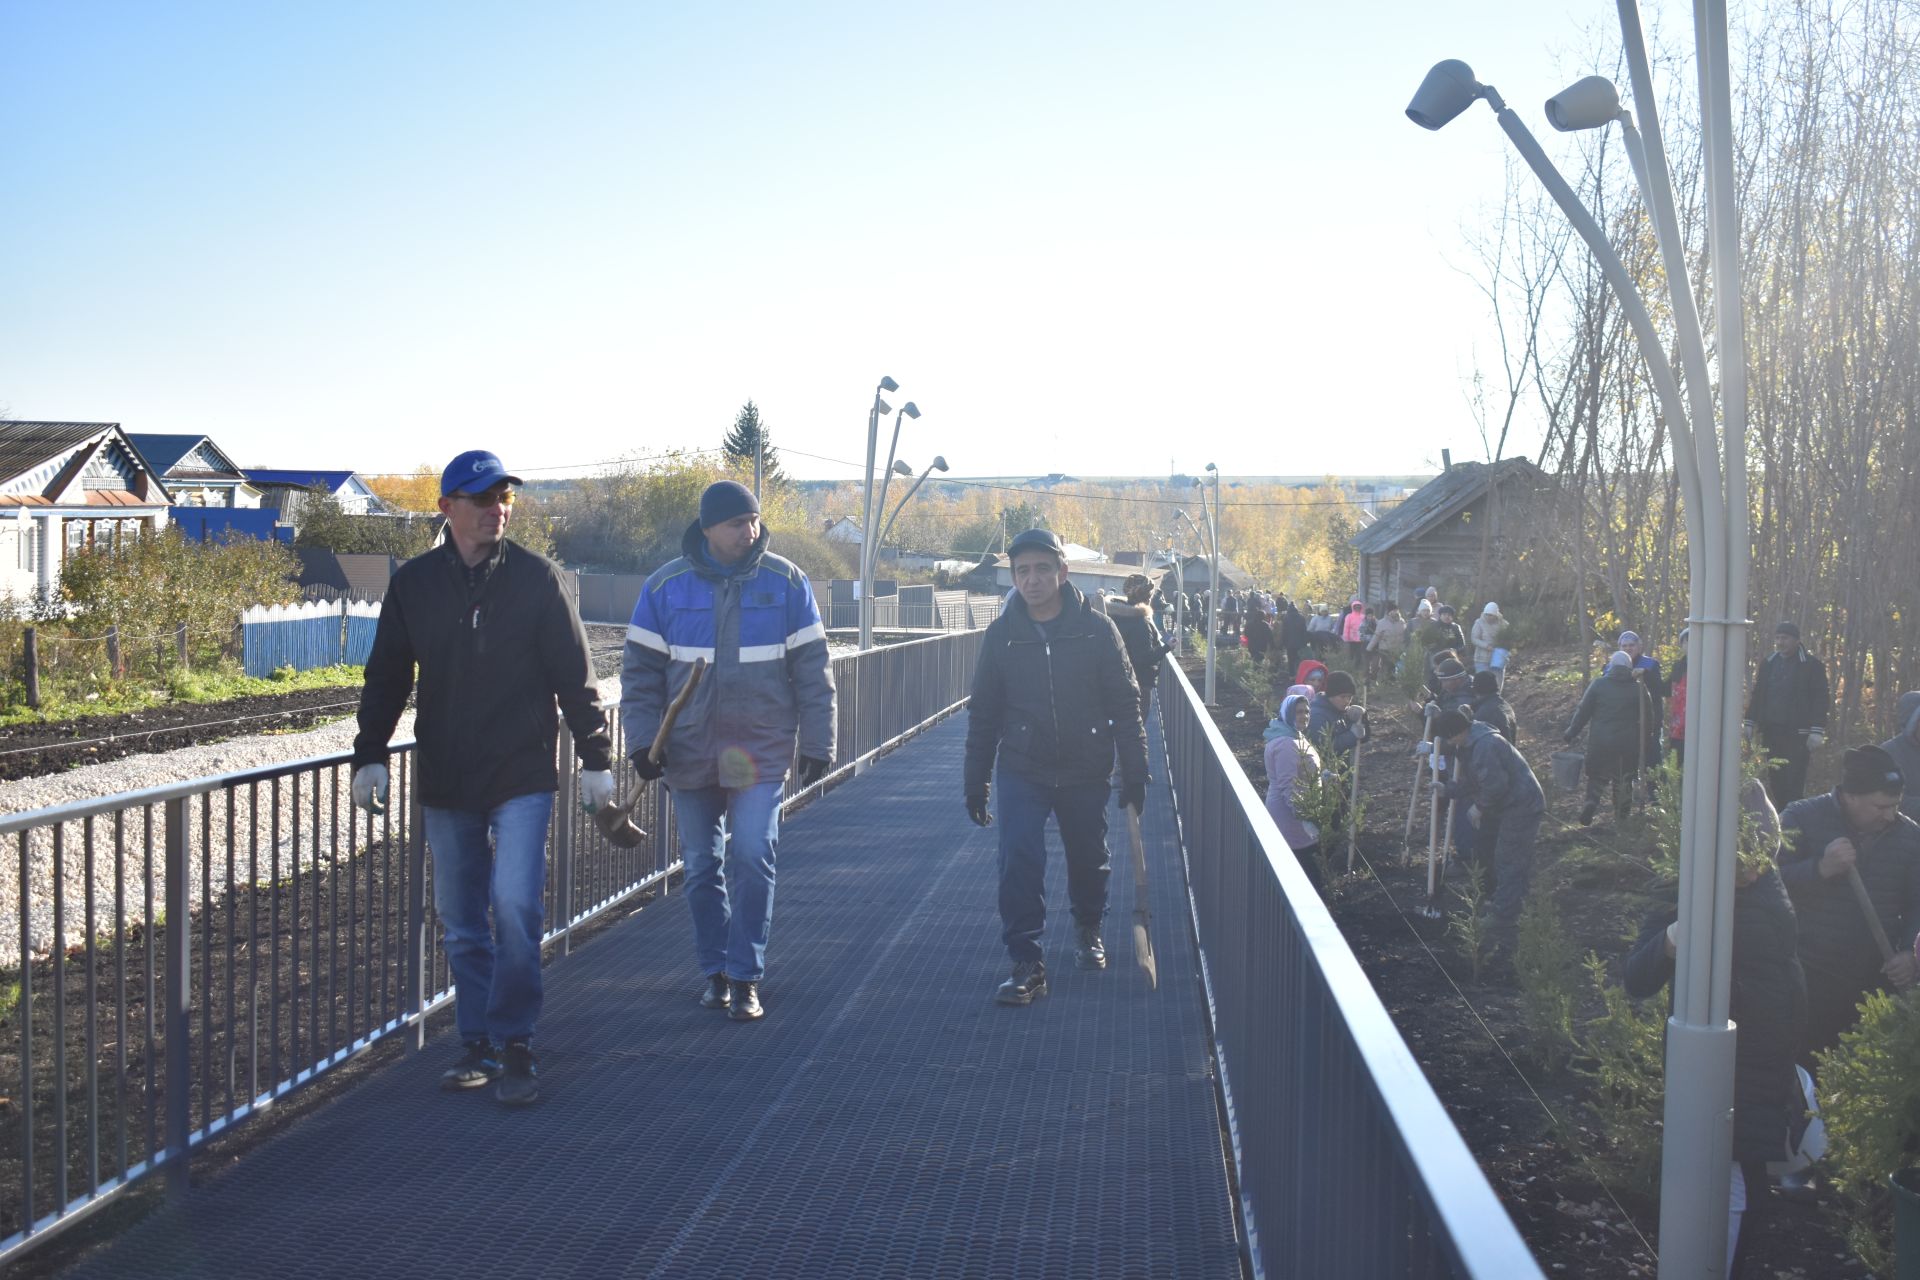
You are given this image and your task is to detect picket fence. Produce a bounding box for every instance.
[240,599,381,677]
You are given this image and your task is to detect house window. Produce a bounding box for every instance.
[61,517,147,562]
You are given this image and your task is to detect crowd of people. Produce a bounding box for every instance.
[342,462,1920,1272]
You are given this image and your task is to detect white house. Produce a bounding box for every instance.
[128,433,263,508]
[822,516,864,547]
[0,422,173,604]
[242,469,387,521]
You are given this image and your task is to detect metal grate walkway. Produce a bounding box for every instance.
[68,711,1242,1280]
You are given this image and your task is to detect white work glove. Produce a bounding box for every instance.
[351,764,389,815]
[1664,919,1680,958]
[1466,805,1481,828]
[1414,741,1434,757]
[1806,729,1826,749]
[1741,721,1756,744]
[1345,704,1366,723]
[580,769,614,814]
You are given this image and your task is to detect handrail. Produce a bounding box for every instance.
[1158,658,1541,1278]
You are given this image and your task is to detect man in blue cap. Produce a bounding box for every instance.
[621,479,836,1022]
[352,450,614,1107]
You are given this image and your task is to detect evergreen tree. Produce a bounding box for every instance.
[722,400,786,487]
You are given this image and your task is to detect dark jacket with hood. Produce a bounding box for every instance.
[354,538,612,810]
[965,581,1147,794]
[1279,604,1308,652]
[1565,667,1655,756]
[1105,596,1169,692]
[1243,609,1273,657]
[1880,691,1920,825]
[1623,868,1805,1163]
[1308,692,1362,760]
[1747,646,1830,732]
[1471,691,1519,745]
[620,521,835,791]
[1449,720,1544,816]
[1777,791,1920,985]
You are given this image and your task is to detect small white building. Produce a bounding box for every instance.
[0,422,173,605]
[242,469,387,521]
[822,516,864,547]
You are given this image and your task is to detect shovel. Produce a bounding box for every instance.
[594,657,706,848]
[1125,805,1157,990]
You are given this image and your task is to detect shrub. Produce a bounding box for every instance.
[1448,863,1495,981]
[1574,952,1666,1200]
[1514,887,1579,1074]
[1815,988,1920,1276]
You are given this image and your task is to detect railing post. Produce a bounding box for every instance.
[555,734,577,955]
[405,771,428,1051]
[22,626,39,710]
[163,796,191,1197]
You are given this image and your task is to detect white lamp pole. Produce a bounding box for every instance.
[875,456,945,559]
[1409,9,1750,1269]
[859,376,899,652]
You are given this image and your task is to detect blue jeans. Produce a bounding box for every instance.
[673,781,784,983]
[996,769,1111,965]
[423,791,555,1045]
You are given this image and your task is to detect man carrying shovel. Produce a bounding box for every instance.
[351,451,614,1107]
[621,481,835,1022]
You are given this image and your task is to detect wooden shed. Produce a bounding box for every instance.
[1351,458,1547,607]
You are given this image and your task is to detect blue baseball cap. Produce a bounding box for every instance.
[440,450,523,496]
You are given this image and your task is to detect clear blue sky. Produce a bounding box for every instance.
[4,1,1693,483]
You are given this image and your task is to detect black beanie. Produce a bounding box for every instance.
[699,480,760,529]
[1471,670,1500,696]
[1841,744,1904,795]
[1326,671,1357,697]
[1434,709,1471,738]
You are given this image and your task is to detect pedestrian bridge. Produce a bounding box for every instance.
[1,632,1540,1279]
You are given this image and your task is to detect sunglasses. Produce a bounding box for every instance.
[457,488,517,507]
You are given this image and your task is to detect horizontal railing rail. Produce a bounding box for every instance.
[0,625,983,1266]
[1158,659,1542,1279]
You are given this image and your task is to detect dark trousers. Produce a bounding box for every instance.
[1584,745,1637,819]
[996,769,1112,964]
[1801,964,1873,1070]
[1486,806,1542,944]
[1761,725,1811,806]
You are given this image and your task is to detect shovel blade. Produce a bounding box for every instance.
[593,803,647,849]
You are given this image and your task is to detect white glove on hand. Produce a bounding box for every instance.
[1415,741,1434,757]
[1806,729,1826,749]
[580,769,614,814]
[1741,721,1756,744]
[1664,919,1680,957]
[351,764,389,814]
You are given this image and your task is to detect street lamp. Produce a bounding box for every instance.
[1410,10,1751,1271]
[876,455,948,556]
[1196,464,1221,705]
[876,402,921,553]
[1167,523,1187,657]
[859,377,901,652]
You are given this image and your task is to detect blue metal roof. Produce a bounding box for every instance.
[124,433,204,474]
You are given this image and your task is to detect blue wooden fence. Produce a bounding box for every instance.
[241,600,381,677]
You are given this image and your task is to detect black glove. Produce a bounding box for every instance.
[797,755,830,787]
[966,790,993,827]
[1561,731,1577,746]
[634,751,666,782]
[1121,780,1146,814]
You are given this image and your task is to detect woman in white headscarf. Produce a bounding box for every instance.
[1263,693,1324,868]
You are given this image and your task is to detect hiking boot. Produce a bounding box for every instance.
[497,1039,539,1107]
[1579,802,1597,827]
[699,973,731,1010]
[440,1039,502,1091]
[995,961,1048,1006]
[729,981,764,1022]
[1075,925,1108,970]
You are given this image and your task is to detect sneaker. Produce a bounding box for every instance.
[497,1039,539,1107]
[440,1039,502,1091]
[729,980,764,1022]
[995,961,1048,1006]
[1075,925,1107,970]
[699,973,731,1010]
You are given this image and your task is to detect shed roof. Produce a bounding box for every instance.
[1350,458,1545,555]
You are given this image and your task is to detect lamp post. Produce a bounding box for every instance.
[1198,464,1221,705]
[859,377,900,652]
[1167,526,1185,656]
[876,455,949,556]
[1410,10,1750,1271]
[875,401,922,555]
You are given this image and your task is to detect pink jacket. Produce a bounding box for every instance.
[1341,606,1367,644]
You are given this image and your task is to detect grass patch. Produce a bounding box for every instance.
[0,663,364,729]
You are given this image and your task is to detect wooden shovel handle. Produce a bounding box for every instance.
[648,656,705,765]
[1845,865,1896,964]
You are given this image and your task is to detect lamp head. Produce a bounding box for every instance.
[1545,75,1624,131]
[891,460,914,476]
[930,456,949,472]
[901,401,920,419]
[879,376,899,393]
[1205,461,1217,472]
[1407,59,1485,130]
[876,397,892,416]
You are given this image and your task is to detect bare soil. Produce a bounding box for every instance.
[1185,645,1866,1278]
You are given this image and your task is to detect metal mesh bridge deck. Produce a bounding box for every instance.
[68,712,1241,1279]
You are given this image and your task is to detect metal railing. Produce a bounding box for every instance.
[0,626,983,1265]
[1157,659,1542,1279]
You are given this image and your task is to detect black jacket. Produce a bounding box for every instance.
[1623,869,1805,1163]
[1565,670,1654,756]
[1747,647,1830,731]
[1778,792,1920,984]
[965,582,1148,793]
[1105,597,1169,693]
[1471,692,1519,746]
[1450,720,1543,816]
[353,539,611,810]
[1280,606,1308,651]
